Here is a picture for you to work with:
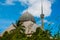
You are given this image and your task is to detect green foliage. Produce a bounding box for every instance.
[0,26,51,40]
[0,31,9,40]
[31,27,50,40]
[1,20,60,40]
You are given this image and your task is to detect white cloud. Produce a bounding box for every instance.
[44,20,54,24]
[5,0,14,5]
[0,0,15,5]
[0,0,54,17]
[44,20,48,23]
[36,19,54,26]
[21,0,54,17]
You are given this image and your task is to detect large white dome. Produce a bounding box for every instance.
[20,11,35,23]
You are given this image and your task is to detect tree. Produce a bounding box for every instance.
[1,31,9,40]
[31,27,50,40]
[0,20,53,40]
[9,20,26,40]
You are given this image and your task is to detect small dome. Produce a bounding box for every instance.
[20,11,35,23]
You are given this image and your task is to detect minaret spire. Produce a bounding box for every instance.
[41,0,43,14]
[40,0,44,29]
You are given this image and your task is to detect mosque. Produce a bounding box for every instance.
[5,11,44,36]
[0,0,44,37]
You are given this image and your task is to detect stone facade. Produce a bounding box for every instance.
[22,21,39,35]
[0,11,40,36]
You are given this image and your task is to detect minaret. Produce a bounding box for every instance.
[40,0,44,29]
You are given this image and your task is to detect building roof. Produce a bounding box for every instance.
[20,11,35,23]
[6,24,15,33]
[22,21,39,34]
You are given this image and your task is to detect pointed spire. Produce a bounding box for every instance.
[40,0,44,29]
[41,0,43,14]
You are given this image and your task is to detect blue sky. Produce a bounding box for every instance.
[0,0,60,36]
